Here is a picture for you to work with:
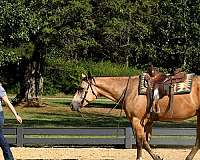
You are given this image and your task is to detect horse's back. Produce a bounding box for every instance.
[156,75,200,121]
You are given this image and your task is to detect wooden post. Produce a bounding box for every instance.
[125,127,133,149]
[17,127,23,147]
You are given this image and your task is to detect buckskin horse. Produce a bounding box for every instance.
[71,72,200,160]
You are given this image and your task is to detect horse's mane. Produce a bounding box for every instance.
[92,75,138,78]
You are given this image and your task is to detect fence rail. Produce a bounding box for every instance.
[3,127,196,148]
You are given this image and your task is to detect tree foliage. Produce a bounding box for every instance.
[0,0,199,95]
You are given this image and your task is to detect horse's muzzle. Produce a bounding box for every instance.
[70,103,75,111]
[70,102,81,112]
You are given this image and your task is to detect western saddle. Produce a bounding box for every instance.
[144,65,186,118]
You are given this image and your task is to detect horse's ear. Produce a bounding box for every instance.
[88,71,92,79]
[81,73,87,79]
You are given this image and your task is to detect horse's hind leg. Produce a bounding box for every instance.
[145,120,154,143]
[186,114,200,160]
[132,117,163,160]
[143,140,163,160]
[143,121,163,160]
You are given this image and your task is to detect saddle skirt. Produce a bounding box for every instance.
[139,73,195,95]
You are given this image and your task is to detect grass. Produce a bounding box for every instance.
[3,95,129,128]
[3,95,197,128]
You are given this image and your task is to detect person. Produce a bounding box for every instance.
[0,83,22,160]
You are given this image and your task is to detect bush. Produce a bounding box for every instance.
[44,58,141,95]
[84,60,141,76]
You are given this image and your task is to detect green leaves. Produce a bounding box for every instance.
[0,42,35,66]
[0,50,19,66]
[141,0,200,70]
[0,0,200,73]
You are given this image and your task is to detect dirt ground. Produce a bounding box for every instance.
[0,147,200,160]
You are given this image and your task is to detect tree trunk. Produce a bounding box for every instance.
[12,59,44,107]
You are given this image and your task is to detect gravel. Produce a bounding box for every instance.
[1,147,199,160]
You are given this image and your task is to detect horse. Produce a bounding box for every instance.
[71,72,200,160]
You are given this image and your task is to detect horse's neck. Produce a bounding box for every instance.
[94,76,137,102]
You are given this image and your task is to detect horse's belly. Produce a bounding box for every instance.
[158,96,197,121]
[158,112,196,121]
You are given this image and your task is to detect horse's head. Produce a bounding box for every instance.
[71,73,98,111]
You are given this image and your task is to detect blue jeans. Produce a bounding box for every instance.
[0,112,14,160]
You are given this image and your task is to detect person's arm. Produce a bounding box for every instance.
[2,95,22,124]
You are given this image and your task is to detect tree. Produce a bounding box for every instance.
[57,0,97,60]
[1,0,200,99]
[93,0,155,67]
[0,0,97,105]
[145,0,200,71]
[0,0,47,106]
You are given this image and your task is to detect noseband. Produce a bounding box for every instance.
[80,78,97,106]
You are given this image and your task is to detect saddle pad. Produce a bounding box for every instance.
[139,73,195,95]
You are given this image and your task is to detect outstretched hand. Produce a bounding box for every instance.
[16,115,22,124]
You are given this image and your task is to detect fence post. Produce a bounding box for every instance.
[17,127,23,147]
[125,127,133,149]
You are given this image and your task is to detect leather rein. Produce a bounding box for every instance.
[78,76,131,130]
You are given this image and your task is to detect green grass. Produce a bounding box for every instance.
[3,95,197,128]
[3,96,129,128]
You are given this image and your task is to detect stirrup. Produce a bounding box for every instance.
[155,107,160,114]
[154,101,160,114]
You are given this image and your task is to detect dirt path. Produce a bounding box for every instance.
[0,147,199,160]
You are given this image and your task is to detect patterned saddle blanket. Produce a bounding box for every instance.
[139,73,195,95]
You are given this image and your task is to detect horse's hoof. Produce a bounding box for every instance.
[155,155,163,160]
[185,156,192,160]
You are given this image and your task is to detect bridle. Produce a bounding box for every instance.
[80,78,97,106]
[80,76,131,109]
[78,76,131,132]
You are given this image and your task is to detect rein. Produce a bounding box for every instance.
[108,76,131,136]
[108,76,131,114]
[79,76,131,133]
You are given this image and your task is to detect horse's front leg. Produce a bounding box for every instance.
[132,117,145,160]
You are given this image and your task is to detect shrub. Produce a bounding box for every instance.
[44,58,141,95]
